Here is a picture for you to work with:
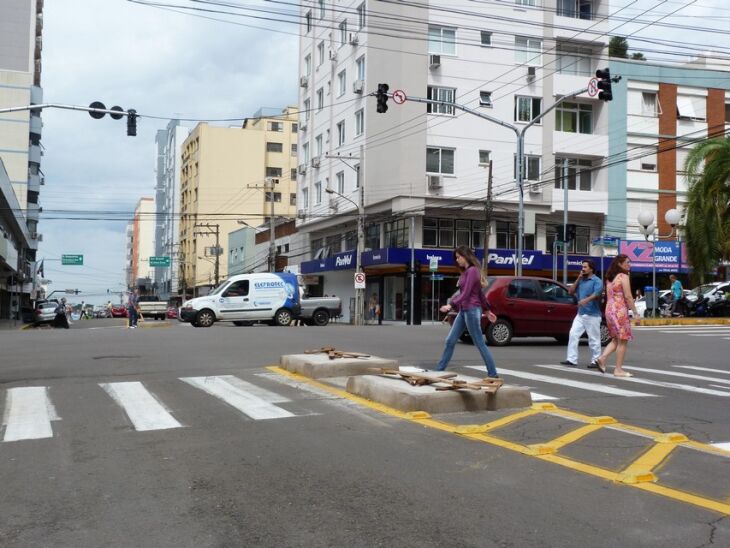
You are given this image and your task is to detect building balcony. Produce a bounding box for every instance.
[553,72,599,99]
[553,131,607,156]
[554,15,608,44]
[28,173,42,192]
[29,144,42,164]
[30,115,42,137]
[26,202,41,222]
[30,85,43,104]
[550,188,608,214]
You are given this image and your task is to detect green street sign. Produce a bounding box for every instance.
[149,256,171,267]
[62,254,83,266]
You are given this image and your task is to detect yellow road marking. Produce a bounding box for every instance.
[267,366,730,516]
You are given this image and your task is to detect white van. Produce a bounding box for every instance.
[179,272,301,328]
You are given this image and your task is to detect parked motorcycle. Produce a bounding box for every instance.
[676,295,710,317]
[708,297,730,317]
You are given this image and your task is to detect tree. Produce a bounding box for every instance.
[609,36,628,58]
[630,52,646,61]
[683,137,730,282]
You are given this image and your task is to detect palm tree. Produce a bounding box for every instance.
[683,136,730,282]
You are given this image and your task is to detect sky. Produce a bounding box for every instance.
[35,0,728,305]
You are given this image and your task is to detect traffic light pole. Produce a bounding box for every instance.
[0,103,138,135]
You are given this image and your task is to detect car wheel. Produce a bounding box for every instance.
[486,319,513,346]
[312,309,330,327]
[600,323,611,346]
[274,308,293,326]
[195,309,215,328]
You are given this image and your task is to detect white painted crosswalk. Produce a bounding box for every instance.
[635,326,730,341]
[100,382,182,432]
[2,386,60,442]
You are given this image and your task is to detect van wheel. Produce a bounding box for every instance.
[195,309,215,328]
[312,309,330,326]
[274,308,293,326]
[486,319,513,346]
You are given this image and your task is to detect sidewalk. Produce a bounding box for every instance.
[0,319,28,330]
[635,317,730,326]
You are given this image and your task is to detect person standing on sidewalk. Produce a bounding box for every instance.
[561,260,603,368]
[435,246,499,378]
[127,288,140,329]
[668,274,683,316]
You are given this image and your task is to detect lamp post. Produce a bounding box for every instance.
[326,187,365,326]
[637,208,681,318]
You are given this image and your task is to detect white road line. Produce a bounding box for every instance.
[99,382,182,431]
[712,442,730,451]
[466,366,657,397]
[180,376,295,420]
[674,366,730,375]
[3,386,59,442]
[710,385,730,390]
[535,364,730,397]
[689,334,730,337]
[621,366,730,385]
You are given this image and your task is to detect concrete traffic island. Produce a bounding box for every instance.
[346,371,532,414]
[280,352,398,379]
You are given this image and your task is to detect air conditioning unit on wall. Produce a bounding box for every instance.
[349,33,359,46]
[429,54,441,69]
[297,164,307,175]
[529,182,542,193]
[427,174,443,190]
[311,156,321,168]
[352,79,364,94]
[297,209,306,219]
[527,66,536,82]
[299,75,309,88]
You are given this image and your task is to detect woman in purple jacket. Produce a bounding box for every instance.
[436,246,499,377]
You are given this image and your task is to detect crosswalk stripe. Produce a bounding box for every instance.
[688,334,730,337]
[180,375,295,420]
[712,442,730,451]
[466,366,657,397]
[536,364,730,397]
[621,366,730,385]
[100,382,182,431]
[529,392,560,401]
[674,366,730,375]
[3,387,58,442]
[710,385,730,390]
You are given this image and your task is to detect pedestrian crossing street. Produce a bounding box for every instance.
[634,325,730,340]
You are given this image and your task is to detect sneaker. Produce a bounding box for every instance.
[559,360,577,367]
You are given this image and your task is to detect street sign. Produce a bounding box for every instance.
[354,272,366,289]
[592,236,620,247]
[149,256,171,267]
[392,90,407,105]
[587,78,599,97]
[431,274,444,281]
[429,256,439,272]
[61,254,83,266]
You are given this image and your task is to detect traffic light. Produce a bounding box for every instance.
[376,83,390,113]
[565,223,577,242]
[595,68,612,101]
[127,109,138,137]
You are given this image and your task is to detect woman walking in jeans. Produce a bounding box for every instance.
[436,246,499,378]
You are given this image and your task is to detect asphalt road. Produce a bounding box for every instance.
[1,318,729,547]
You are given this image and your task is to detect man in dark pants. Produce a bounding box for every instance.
[127,288,140,329]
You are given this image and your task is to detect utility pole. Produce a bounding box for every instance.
[248,177,280,273]
[483,159,493,279]
[194,223,220,287]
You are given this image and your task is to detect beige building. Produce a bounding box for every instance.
[127,197,156,289]
[179,107,298,297]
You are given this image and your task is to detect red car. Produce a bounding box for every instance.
[448,276,610,346]
[166,306,178,319]
[110,304,128,318]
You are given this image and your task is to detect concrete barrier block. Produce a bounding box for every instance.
[346,373,532,414]
[280,353,398,379]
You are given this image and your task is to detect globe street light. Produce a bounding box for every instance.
[637,208,681,318]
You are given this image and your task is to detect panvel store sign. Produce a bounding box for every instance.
[619,240,688,273]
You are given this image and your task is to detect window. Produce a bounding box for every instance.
[317,41,325,66]
[345,230,357,251]
[303,99,310,120]
[456,220,471,247]
[497,221,535,250]
[384,219,410,248]
[558,0,593,20]
[315,134,323,156]
[290,193,297,206]
[302,142,309,163]
[725,103,730,124]
[315,181,322,204]
[539,281,574,304]
[554,157,592,191]
[677,96,702,120]
[479,91,492,107]
[478,150,491,166]
[354,163,360,188]
[472,221,485,249]
[266,142,283,153]
[302,187,309,208]
[427,147,455,174]
[265,192,282,203]
[268,121,283,132]
[356,55,365,81]
[316,88,324,111]
[318,0,325,19]
[356,2,366,29]
[266,167,282,178]
[337,120,345,146]
[337,70,346,97]
[336,171,345,193]
[547,224,589,253]
[480,31,492,46]
[224,279,250,297]
[366,223,381,249]
[292,123,298,133]
[515,36,542,66]
[555,102,593,133]
[304,54,311,76]
[355,109,364,136]
[515,96,542,123]
[516,0,536,5]
[291,143,297,156]
[338,20,347,47]
[423,218,438,247]
[641,161,656,172]
[641,92,660,116]
[291,168,297,181]
[306,11,312,33]
[427,86,456,115]
[556,44,593,75]
[514,155,541,181]
[438,219,454,248]
[428,25,456,55]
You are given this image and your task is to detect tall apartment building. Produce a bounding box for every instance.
[127,197,155,289]
[295,0,610,322]
[179,107,299,298]
[0,0,44,318]
[154,119,191,303]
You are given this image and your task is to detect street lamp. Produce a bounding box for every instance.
[637,208,681,318]
[326,187,365,326]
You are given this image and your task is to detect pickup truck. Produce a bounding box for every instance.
[298,296,342,326]
[137,295,168,321]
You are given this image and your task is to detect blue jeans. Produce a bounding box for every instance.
[128,307,138,327]
[436,307,498,377]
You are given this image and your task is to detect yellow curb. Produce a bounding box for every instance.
[405,411,431,420]
[619,471,658,484]
[635,318,730,326]
[656,433,689,444]
[524,443,557,456]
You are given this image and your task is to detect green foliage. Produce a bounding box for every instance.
[683,137,730,283]
[630,52,646,61]
[609,36,628,58]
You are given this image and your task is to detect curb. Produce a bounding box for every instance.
[634,318,730,326]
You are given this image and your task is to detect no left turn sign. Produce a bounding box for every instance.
[587,78,599,97]
[354,272,366,289]
[392,90,407,104]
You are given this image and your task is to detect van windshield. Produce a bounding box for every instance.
[209,282,230,296]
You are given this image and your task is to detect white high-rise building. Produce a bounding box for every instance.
[154,120,190,303]
[295,0,610,323]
